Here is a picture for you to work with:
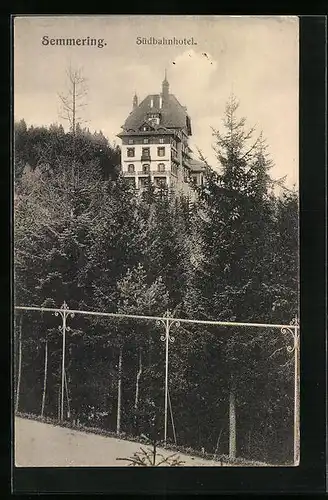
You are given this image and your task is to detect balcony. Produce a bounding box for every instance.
[152,169,167,175]
[138,170,151,175]
[137,170,169,176]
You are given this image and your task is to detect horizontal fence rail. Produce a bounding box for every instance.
[15,305,298,330]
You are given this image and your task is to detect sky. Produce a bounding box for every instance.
[14,15,299,188]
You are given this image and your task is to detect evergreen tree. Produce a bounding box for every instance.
[116,263,169,435]
[138,187,188,309]
[182,94,297,462]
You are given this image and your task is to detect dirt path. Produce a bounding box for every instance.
[15,417,222,467]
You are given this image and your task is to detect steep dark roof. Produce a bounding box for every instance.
[122,94,192,135]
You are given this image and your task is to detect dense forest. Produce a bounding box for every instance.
[14,96,298,464]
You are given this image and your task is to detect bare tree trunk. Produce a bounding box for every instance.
[134,348,142,410]
[72,79,76,192]
[15,315,23,413]
[72,80,76,135]
[229,376,237,459]
[168,389,177,445]
[57,363,61,421]
[214,428,223,460]
[41,339,48,418]
[58,65,87,201]
[116,345,123,435]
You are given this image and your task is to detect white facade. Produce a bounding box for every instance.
[121,143,172,171]
[121,142,176,189]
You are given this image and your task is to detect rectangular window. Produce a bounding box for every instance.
[159,138,164,144]
[172,164,178,176]
[128,138,134,145]
[127,147,135,157]
[143,138,149,144]
[157,147,165,157]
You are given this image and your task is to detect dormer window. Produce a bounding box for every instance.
[148,113,160,126]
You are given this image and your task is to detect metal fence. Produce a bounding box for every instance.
[13,302,299,465]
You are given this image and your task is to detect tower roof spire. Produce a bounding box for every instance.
[162,69,169,99]
[133,91,138,109]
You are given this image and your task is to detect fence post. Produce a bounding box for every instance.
[157,311,180,447]
[294,325,300,465]
[55,302,74,422]
[60,312,66,421]
[281,318,300,465]
[164,315,169,446]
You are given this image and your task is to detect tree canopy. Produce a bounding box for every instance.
[14,97,298,465]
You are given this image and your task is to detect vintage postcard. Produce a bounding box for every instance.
[13,15,299,469]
